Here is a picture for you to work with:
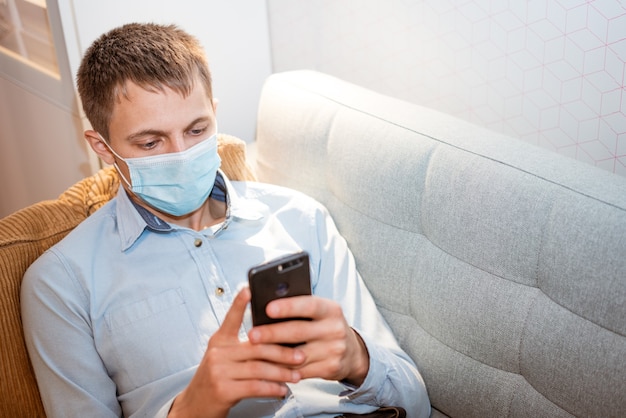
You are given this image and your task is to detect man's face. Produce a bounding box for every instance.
[104,78,217,172]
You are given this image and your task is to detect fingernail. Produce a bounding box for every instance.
[280,383,289,397]
[267,303,279,317]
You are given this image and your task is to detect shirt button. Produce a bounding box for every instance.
[215,287,225,297]
[194,238,202,247]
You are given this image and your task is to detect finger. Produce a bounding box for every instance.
[203,345,302,383]
[249,320,316,347]
[266,295,335,321]
[286,339,350,381]
[228,380,290,401]
[181,362,291,412]
[230,359,302,383]
[289,328,369,384]
[252,304,346,347]
[248,320,311,350]
[211,287,251,345]
[221,339,306,366]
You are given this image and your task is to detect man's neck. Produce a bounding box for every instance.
[128,193,226,231]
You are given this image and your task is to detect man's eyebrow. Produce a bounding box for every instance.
[126,129,166,143]
[184,116,212,131]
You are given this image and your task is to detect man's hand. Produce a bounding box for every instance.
[168,288,304,418]
[248,295,370,386]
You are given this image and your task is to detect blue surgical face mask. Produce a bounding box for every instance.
[100,131,221,216]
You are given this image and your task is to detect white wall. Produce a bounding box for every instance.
[0,0,271,218]
[0,76,89,217]
[267,0,626,178]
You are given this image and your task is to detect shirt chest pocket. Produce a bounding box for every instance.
[104,288,203,391]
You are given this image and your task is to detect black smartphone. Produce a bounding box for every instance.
[248,251,312,340]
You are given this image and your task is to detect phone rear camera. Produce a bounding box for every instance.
[275,282,290,297]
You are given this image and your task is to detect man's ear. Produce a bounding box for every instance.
[85,130,115,165]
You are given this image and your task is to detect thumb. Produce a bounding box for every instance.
[210,287,251,346]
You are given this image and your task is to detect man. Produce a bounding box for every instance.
[21,23,430,417]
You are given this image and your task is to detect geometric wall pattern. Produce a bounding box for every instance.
[267,0,626,177]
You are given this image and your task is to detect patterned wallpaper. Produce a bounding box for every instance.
[267,0,626,177]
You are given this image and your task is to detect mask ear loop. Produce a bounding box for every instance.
[97,133,133,189]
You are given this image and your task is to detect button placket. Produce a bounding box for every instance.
[189,233,231,324]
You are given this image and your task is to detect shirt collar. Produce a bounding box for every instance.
[115,170,263,251]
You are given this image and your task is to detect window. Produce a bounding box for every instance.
[0,0,58,75]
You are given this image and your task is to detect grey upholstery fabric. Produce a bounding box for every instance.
[254,70,626,418]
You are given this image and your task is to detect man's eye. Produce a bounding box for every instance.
[141,141,158,149]
[190,127,207,136]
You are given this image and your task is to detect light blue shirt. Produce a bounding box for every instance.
[21,172,430,418]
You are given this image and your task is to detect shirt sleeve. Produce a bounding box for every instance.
[308,203,431,417]
[21,249,122,418]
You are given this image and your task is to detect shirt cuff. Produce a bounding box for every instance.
[154,395,177,418]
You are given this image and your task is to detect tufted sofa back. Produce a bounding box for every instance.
[254,70,626,418]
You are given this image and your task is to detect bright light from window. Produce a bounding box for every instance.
[0,0,58,75]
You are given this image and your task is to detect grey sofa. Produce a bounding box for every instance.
[253,70,626,418]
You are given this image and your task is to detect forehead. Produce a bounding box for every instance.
[108,80,214,141]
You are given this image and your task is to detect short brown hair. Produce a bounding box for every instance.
[76,23,213,140]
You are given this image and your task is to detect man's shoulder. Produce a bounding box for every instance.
[43,198,119,256]
[232,180,320,206]
[23,198,120,284]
